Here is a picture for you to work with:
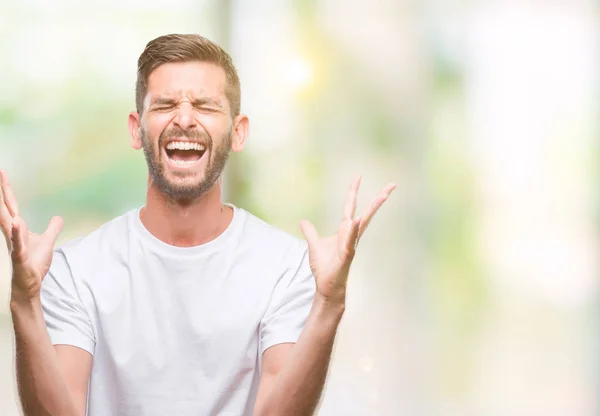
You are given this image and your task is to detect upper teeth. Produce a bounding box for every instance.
[166,141,205,151]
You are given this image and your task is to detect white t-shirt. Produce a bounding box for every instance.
[40,205,316,416]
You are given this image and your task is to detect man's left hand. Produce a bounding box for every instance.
[300,176,396,306]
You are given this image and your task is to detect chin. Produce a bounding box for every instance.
[145,149,226,203]
[155,174,216,203]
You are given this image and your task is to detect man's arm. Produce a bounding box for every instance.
[11,294,92,416]
[1,170,92,415]
[254,177,395,415]
[254,297,343,416]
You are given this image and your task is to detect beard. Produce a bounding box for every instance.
[141,125,232,203]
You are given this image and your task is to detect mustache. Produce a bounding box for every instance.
[158,127,212,147]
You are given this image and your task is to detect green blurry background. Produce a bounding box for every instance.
[0,1,598,415]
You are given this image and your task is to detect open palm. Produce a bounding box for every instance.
[1,170,63,298]
[300,177,396,304]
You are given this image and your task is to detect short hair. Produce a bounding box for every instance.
[135,34,241,116]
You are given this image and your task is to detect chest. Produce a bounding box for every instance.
[84,250,274,382]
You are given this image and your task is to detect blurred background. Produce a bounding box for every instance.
[0,0,598,414]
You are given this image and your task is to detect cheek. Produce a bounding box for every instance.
[144,115,171,142]
[197,113,225,132]
[199,115,232,142]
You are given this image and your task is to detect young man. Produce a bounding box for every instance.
[2,34,395,415]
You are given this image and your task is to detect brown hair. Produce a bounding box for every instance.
[135,34,241,116]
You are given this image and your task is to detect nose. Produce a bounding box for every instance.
[173,102,197,131]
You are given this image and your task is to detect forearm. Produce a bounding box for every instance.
[257,297,344,416]
[11,291,79,416]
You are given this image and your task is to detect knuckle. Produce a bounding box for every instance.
[11,249,27,264]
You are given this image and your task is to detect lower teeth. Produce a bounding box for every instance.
[170,158,197,166]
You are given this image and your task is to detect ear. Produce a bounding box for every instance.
[128,111,143,150]
[231,114,249,152]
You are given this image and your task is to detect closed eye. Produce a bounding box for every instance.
[195,106,220,113]
[154,105,175,111]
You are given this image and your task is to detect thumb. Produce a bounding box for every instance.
[11,216,28,262]
[299,220,319,249]
[42,216,64,245]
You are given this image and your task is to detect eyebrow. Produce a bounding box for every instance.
[150,97,225,109]
[150,97,177,107]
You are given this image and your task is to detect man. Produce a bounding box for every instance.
[2,34,395,415]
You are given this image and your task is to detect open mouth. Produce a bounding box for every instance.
[165,140,207,167]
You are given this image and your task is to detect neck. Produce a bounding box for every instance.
[140,176,233,247]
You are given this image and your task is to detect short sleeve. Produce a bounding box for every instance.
[260,243,316,355]
[40,250,96,355]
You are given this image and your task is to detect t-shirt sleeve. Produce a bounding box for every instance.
[40,250,96,355]
[260,242,316,355]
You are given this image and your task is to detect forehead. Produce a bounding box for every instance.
[146,61,227,100]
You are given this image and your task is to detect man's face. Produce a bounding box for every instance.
[138,61,234,202]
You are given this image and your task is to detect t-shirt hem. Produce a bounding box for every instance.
[261,333,301,355]
[48,333,95,356]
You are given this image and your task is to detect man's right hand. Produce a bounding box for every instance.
[0,170,63,300]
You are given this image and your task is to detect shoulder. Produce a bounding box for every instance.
[236,209,314,292]
[238,208,308,258]
[54,209,137,269]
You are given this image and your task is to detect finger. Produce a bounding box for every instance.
[299,220,320,249]
[342,176,362,221]
[358,182,397,240]
[344,216,361,253]
[0,205,12,252]
[0,174,13,230]
[42,216,64,246]
[11,216,28,264]
[1,223,12,253]
[0,170,19,217]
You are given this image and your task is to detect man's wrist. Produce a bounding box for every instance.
[10,285,42,314]
[312,293,346,324]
